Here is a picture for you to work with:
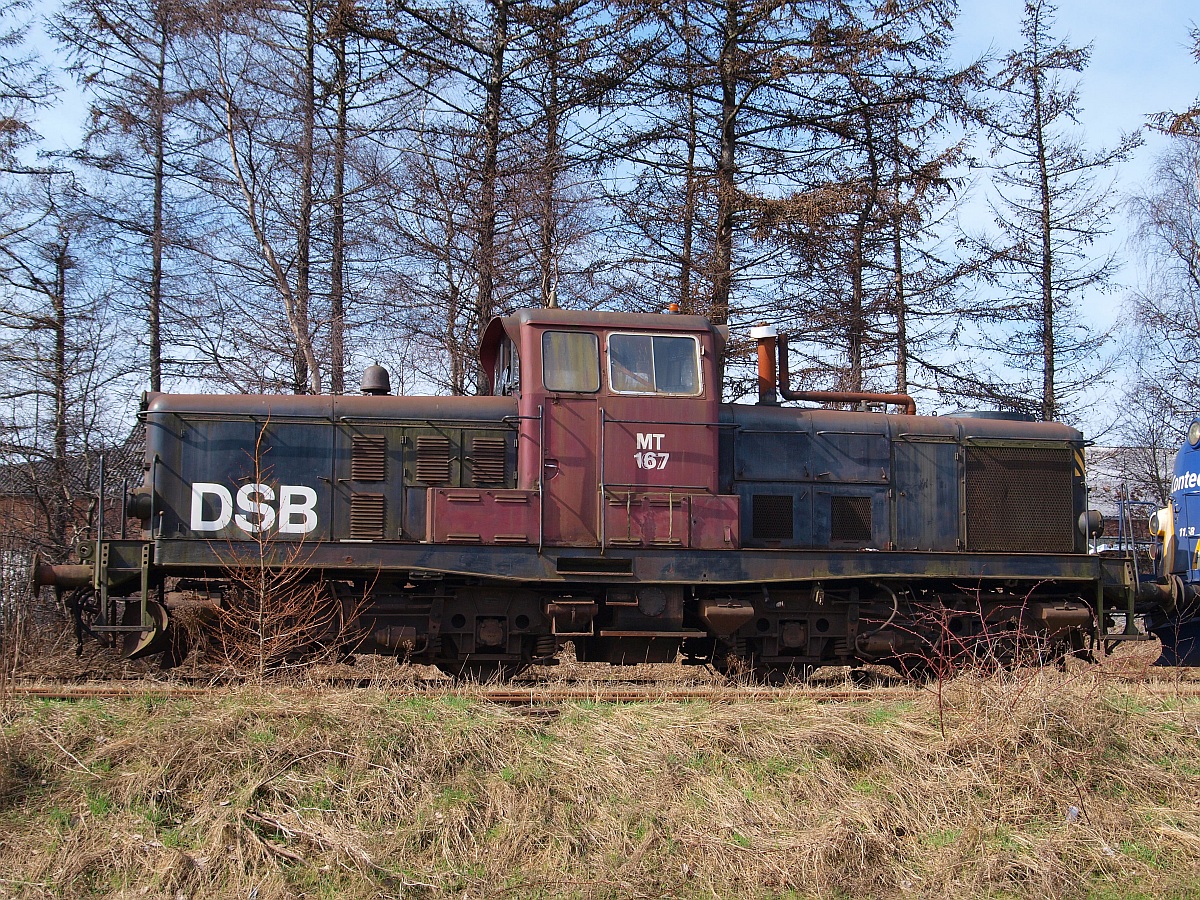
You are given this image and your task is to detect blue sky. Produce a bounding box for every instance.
[952,1,1196,426]
[955,0,1198,268]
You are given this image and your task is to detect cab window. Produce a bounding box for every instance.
[608,333,700,395]
[542,331,599,392]
[493,337,520,396]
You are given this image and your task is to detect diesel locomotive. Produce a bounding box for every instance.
[1144,422,1200,666]
[31,306,1199,678]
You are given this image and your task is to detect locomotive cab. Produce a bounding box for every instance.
[473,308,740,552]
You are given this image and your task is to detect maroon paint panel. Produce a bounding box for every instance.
[604,494,690,547]
[689,494,741,550]
[601,492,740,549]
[427,489,540,545]
[602,416,717,492]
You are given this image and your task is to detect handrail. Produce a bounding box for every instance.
[537,405,544,554]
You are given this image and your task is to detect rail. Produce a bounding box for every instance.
[8,680,1198,703]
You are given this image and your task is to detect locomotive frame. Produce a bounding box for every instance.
[34,306,1156,679]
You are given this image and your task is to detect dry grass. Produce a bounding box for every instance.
[1,667,1198,900]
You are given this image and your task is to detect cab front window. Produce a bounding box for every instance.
[608,333,700,396]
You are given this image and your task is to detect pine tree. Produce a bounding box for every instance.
[962,0,1138,420]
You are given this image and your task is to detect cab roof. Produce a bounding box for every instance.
[479,307,729,393]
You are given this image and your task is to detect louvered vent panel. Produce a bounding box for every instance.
[965,447,1074,552]
[752,495,793,540]
[351,435,386,481]
[830,496,872,542]
[472,437,507,484]
[349,493,385,540]
[416,436,452,483]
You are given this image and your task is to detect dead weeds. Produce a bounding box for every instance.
[0,668,1198,899]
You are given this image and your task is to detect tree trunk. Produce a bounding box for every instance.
[538,24,559,308]
[893,210,906,394]
[680,0,698,315]
[711,0,738,326]
[150,11,167,393]
[892,120,907,394]
[295,0,317,395]
[1032,51,1055,421]
[53,240,70,556]
[848,114,879,393]
[330,9,348,394]
[475,0,507,390]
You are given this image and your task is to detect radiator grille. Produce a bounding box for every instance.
[416,436,452,483]
[831,496,872,542]
[965,446,1074,551]
[349,493,385,540]
[351,435,386,481]
[471,437,507,484]
[752,495,793,540]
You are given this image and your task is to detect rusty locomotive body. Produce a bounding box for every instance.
[35,307,1164,678]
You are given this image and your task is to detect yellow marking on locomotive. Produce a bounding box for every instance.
[1073,448,1085,478]
[1152,504,1176,573]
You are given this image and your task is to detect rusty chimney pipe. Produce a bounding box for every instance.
[751,325,778,405]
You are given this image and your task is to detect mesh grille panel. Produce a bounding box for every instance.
[349,493,385,540]
[752,495,793,540]
[965,447,1074,551]
[351,435,386,481]
[831,496,872,542]
[416,436,451,483]
[471,437,507,484]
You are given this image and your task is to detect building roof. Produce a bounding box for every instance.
[0,422,146,500]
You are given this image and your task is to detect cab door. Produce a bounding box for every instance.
[539,329,602,546]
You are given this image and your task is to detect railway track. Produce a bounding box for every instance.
[7,676,1200,704]
[5,681,916,703]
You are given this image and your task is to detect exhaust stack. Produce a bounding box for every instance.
[751,329,917,415]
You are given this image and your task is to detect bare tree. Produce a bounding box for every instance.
[506,0,622,310]
[0,0,55,174]
[167,0,414,396]
[50,0,198,393]
[0,179,138,559]
[605,0,819,323]
[961,0,1138,420]
[183,0,326,393]
[351,0,624,392]
[786,40,979,396]
[1120,136,1200,462]
[351,0,525,386]
[1150,24,1200,138]
[605,0,976,358]
[0,0,57,286]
